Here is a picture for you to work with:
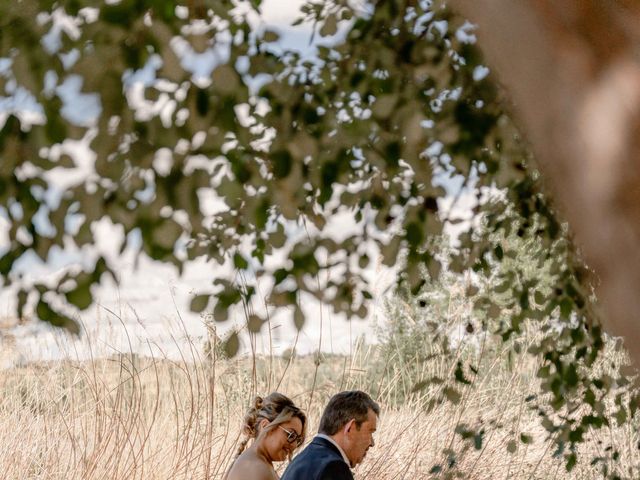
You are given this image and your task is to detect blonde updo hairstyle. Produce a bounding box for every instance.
[236,392,306,457]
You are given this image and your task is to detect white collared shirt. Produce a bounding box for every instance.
[316,434,351,467]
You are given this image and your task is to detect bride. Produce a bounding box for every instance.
[225,393,307,480]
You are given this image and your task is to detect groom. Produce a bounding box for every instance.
[281,390,379,480]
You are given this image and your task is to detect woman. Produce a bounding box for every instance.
[225,392,307,480]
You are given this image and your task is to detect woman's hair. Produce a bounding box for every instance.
[236,392,306,457]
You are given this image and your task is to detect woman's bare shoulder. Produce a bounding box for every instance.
[225,451,278,480]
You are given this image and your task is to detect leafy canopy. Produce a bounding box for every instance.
[0,0,520,326]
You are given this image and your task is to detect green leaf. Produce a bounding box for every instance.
[152,219,183,252]
[494,281,510,294]
[564,363,579,388]
[247,314,264,333]
[319,13,338,37]
[294,306,304,331]
[218,285,242,308]
[17,289,28,320]
[426,256,442,280]
[454,361,472,385]
[615,407,627,426]
[474,431,483,450]
[487,303,501,318]
[520,433,533,444]
[272,150,293,179]
[568,426,584,442]
[196,88,209,116]
[411,380,428,392]
[270,224,286,249]
[190,294,210,313]
[443,387,461,405]
[560,298,573,319]
[212,65,240,96]
[519,288,529,310]
[254,199,270,229]
[65,282,93,310]
[263,29,280,42]
[213,303,229,322]
[36,299,80,334]
[45,112,67,144]
[233,253,248,269]
[223,331,240,357]
[534,290,545,305]
[101,2,134,26]
[405,222,423,248]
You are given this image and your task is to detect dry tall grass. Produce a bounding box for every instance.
[0,325,638,479]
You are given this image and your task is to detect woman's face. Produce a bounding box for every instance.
[262,416,304,462]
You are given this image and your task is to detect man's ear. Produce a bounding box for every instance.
[259,418,270,431]
[343,419,356,434]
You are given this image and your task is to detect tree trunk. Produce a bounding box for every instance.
[449,1,640,365]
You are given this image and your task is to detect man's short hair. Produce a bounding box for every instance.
[318,390,380,435]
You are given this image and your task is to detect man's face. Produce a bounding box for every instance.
[344,409,377,467]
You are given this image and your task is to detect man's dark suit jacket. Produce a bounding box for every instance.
[281,436,353,480]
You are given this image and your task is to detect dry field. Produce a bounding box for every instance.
[0,329,639,479]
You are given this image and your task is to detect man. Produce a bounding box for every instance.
[281,390,379,480]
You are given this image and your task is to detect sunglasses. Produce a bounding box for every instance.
[278,426,303,447]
